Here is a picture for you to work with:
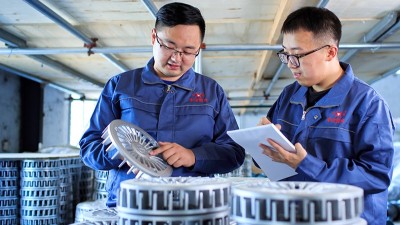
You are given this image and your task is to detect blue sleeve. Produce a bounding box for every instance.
[191,86,245,174]
[79,77,124,170]
[296,98,395,194]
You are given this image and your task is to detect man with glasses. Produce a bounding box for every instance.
[257,7,394,225]
[80,2,245,208]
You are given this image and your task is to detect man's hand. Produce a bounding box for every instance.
[257,117,272,126]
[149,142,195,168]
[259,140,307,169]
[257,116,304,168]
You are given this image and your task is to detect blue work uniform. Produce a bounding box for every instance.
[79,58,245,207]
[267,62,395,225]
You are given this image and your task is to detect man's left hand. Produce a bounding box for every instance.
[259,140,307,169]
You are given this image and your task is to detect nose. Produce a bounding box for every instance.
[171,50,183,61]
[287,59,299,69]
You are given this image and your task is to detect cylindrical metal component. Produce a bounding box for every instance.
[231,181,364,225]
[117,177,231,216]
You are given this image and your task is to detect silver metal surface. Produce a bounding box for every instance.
[118,209,230,225]
[75,199,108,223]
[0,171,18,222]
[101,119,172,177]
[20,159,61,225]
[231,181,364,225]
[82,208,118,224]
[224,177,270,186]
[117,177,231,215]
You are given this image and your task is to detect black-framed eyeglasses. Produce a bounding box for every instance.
[277,45,330,68]
[155,32,200,59]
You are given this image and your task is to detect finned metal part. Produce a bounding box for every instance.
[101,120,172,177]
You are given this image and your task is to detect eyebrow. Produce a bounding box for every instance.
[281,45,303,51]
[161,37,198,50]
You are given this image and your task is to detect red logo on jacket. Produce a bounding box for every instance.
[327,111,346,124]
[189,92,208,103]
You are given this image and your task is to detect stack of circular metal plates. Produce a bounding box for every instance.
[81,208,119,225]
[74,199,108,223]
[93,170,109,200]
[20,159,60,225]
[101,119,172,178]
[0,160,19,225]
[69,157,84,209]
[231,181,366,225]
[80,165,94,202]
[117,177,231,225]
[59,157,74,224]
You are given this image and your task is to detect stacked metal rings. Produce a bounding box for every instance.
[117,177,231,225]
[0,160,19,225]
[93,170,109,200]
[231,181,366,225]
[20,159,60,225]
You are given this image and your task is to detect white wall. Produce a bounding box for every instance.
[41,86,70,148]
[0,70,20,152]
[0,70,71,152]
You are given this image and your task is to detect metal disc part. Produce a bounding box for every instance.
[118,209,230,225]
[82,208,119,224]
[231,181,364,225]
[101,120,172,177]
[117,177,231,215]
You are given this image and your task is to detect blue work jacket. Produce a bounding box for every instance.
[267,62,395,225]
[79,58,245,207]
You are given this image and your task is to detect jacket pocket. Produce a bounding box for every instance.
[118,98,160,136]
[307,127,354,159]
[119,97,160,113]
[174,105,216,143]
[309,127,353,143]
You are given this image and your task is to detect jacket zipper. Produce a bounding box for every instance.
[301,110,307,120]
[301,105,336,120]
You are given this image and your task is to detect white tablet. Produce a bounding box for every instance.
[227,124,297,181]
[228,124,295,152]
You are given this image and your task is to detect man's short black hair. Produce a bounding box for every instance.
[282,7,342,46]
[155,2,206,41]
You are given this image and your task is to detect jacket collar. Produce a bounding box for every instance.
[291,62,355,107]
[141,57,195,91]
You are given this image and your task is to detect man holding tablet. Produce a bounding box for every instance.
[257,7,395,225]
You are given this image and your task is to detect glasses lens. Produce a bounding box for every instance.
[157,35,198,59]
[288,55,300,67]
[278,53,288,64]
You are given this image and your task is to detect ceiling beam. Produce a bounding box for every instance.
[0,27,104,89]
[0,29,27,48]
[140,0,158,19]
[239,0,301,115]
[242,0,331,114]
[23,0,129,72]
[341,11,399,62]
[30,55,104,87]
[0,63,84,97]
[1,43,400,55]
[368,65,400,84]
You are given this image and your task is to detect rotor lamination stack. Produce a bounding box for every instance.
[20,159,60,225]
[231,181,366,225]
[0,160,19,225]
[117,177,231,225]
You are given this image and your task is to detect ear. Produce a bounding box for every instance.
[151,28,157,45]
[326,45,338,61]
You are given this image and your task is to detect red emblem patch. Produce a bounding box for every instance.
[189,92,208,103]
[327,110,346,124]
